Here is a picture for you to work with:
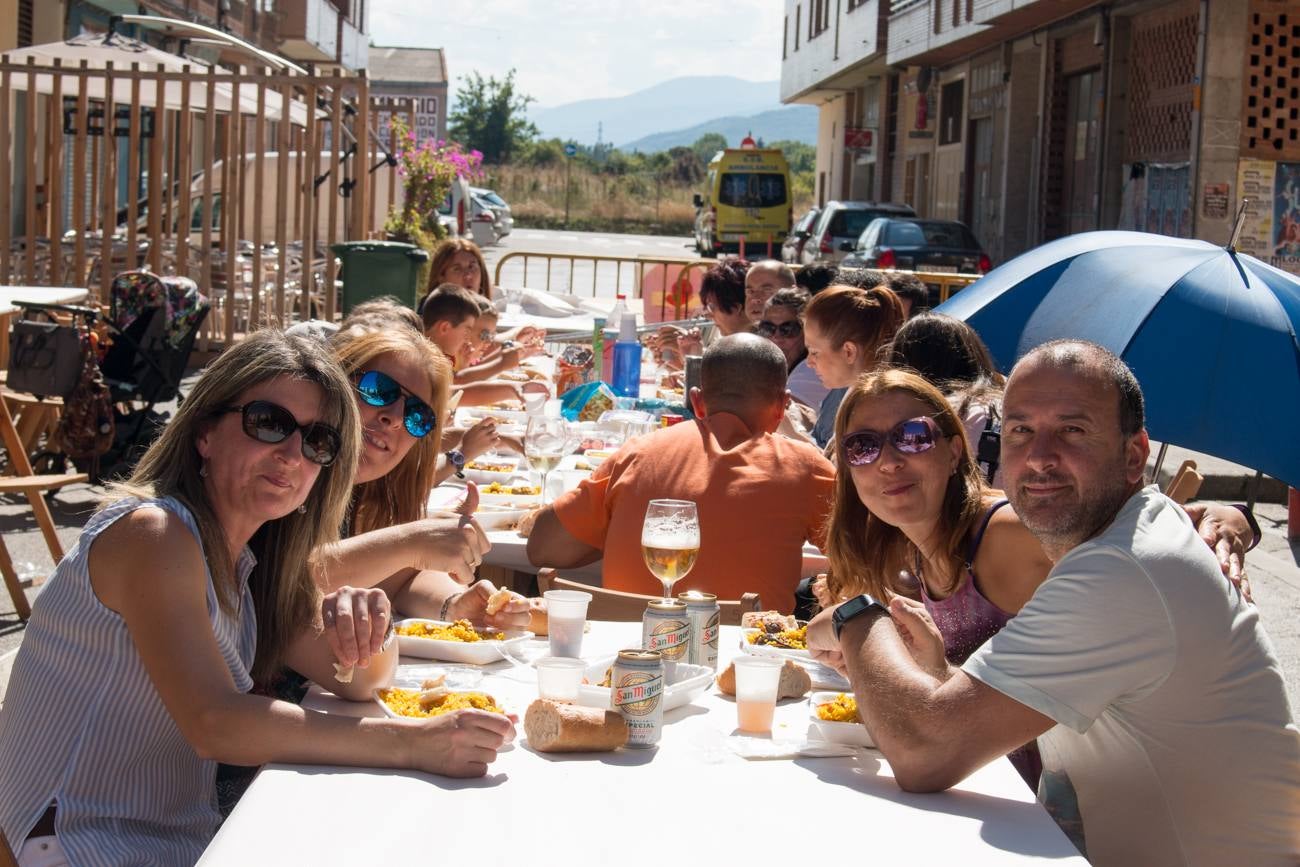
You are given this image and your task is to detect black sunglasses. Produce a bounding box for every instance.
[756,319,803,339]
[220,400,342,466]
[841,416,945,467]
[354,370,436,439]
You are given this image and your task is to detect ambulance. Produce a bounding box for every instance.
[692,137,792,258]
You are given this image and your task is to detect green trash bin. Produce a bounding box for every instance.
[331,240,430,314]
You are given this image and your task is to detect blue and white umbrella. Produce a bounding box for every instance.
[937,230,1300,486]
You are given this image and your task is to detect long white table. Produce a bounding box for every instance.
[201,623,1085,865]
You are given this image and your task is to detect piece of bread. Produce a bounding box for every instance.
[485,587,516,616]
[527,597,549,636]
[524,699,628,753]
[715,659,812,699]
[741,610,798,632]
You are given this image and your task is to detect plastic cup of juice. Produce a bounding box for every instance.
[732,656,784,734]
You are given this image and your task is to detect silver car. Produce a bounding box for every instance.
[800,201,916,266]
[470,187,513,238]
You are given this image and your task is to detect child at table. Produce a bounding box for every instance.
[420,284,542,407]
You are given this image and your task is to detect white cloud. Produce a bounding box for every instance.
[368,0,783,109]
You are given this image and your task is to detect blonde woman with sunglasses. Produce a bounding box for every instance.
[1,332,515,865]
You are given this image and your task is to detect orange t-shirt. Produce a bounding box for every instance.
[551,413,835,610]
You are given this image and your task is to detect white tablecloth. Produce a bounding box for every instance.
[201,623,1084,866]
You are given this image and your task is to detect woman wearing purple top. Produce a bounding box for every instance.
[820,368,1255,789]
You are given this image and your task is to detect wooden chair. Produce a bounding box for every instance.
[1164,459,1204,505]
[537,568,761,625]
[0,396,87,619]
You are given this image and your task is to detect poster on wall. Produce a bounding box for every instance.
[1233,158,1300,274]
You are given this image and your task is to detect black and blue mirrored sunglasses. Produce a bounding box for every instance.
[354,370,436,439]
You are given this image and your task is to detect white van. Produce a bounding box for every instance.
[178,152,470,246]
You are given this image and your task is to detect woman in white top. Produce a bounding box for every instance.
[0,330,514,866]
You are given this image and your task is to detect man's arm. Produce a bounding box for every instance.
[526,506,603,568]
[832,606,1053,792]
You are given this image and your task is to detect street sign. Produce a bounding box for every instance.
[564,143,578,157]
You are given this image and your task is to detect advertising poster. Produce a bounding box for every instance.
[1235,159,1278,264]
[1272,162,1300,273]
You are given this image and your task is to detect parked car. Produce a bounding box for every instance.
[841,217,992,275]
[781,207,820,263]
[470,187,513,238]
[800,200,916,266]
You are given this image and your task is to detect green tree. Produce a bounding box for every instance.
[448,69,539,164]
[768,139,816,174]
[691,133,728,167]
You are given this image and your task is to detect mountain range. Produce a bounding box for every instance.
[529,76,817,152]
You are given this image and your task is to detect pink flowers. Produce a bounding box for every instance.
[388,118,483,234]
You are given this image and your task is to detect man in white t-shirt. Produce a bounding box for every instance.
[808,339,1300,865]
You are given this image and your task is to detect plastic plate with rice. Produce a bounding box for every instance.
[394,618,535,664]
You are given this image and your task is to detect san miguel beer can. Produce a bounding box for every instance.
[612,649,664,748]
[642,599,689,680]
[679,591,720,670]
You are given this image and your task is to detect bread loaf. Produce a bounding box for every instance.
[715,659,811,699]
[524,699,628,752]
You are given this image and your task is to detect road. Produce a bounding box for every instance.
[482,227,700,299]
[2,227,1299,715]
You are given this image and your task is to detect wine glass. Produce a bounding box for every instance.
[641,499,701,601]
[525,416,570,504]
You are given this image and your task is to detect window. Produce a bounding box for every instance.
[848,0,868,10]
[718,173,788,208]
[939,79,964,145]
[810,0,830,39]
[17,0,33,47]
[796,5,802,50]
[784,15,789,58]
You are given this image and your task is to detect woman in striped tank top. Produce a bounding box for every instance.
[0,330,515,867]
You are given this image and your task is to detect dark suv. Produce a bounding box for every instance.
[800,201,916,266]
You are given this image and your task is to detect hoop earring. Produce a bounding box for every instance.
[199,462,208,479]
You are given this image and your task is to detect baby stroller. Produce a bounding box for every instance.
[95,269,210,478]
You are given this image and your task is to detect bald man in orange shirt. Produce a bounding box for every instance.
[527,334,835,610]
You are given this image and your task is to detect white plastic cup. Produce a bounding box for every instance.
[535,657,587,703]
[524,392,547,416]
[543,589,592,658]
[732,656,784,734]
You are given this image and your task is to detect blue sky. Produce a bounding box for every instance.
[369,0,783,109]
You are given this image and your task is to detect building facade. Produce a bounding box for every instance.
[369,46,449,149]
[787,0,1293,273]
[780,0,893,209]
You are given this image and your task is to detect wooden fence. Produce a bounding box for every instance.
[0,56,416,348]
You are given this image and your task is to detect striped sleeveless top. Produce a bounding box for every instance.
[0,496,257,866]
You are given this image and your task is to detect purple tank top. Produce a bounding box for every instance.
[918,500,1016,665]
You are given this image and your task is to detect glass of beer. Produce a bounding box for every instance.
[641,499,701,601]
[525,417,571,504]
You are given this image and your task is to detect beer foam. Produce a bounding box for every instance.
[641,531,700,549]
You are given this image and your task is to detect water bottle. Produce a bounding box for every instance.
[608,294,628,332]
[611,312,641,398]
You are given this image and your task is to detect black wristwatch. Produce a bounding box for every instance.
[832,593,889,640]
[446,449,466,479]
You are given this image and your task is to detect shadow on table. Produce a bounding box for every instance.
[284,764,512,791]
[520,740,659,766]
[794,757,1076,859]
